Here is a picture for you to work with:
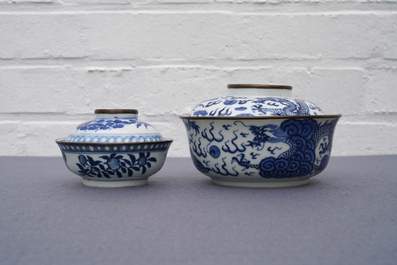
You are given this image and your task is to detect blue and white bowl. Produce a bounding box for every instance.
[56,109,172,188]
[180,84,341,188]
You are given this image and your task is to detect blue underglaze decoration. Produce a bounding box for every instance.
[76,118,152,132]
[209,145,221,158]
[57,141,172,153]
[190,152,211,173]
[204,99,222,107]
[222,124,231,130]
[235,107,247,111]
[222,130,246,154]
[76,152,157,178]
[224,100,238,105]
[211,157,239,176]
[218,107,232,116]
[184,120,200,136]
[201,122,224,142]
[184,117,338,179]
[236,113,254,116]
[66,134,163,143]
[193,110,208,116]
[189,96,324,117]
[250,152,260,159]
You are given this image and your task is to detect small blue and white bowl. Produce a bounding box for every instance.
[56,109,172,188]
[180,84,341,188]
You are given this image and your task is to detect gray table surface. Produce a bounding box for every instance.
[0,155,396,265]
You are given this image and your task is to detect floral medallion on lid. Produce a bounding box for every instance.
[56,109,173,188]
[66,109,164,143]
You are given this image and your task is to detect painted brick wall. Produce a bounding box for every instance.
[0,0,396,157]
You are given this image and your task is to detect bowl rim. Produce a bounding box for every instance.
[56,138,173,145]
[179,114,342,120]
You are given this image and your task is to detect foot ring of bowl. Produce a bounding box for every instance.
[211,178,310,188]
[82,179,148,188]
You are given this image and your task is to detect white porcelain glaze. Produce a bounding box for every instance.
[66,109,164,143]
[188,84,324,117]
[180,84,341,188]
[56,109,172,188]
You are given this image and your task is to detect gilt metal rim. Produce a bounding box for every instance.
[94,109,138,114]
[227,84,292,90]
[179,114,342,120]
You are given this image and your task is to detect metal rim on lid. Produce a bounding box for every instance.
[227,84,292,90]
[180,114,342,120]
[94,109,138,114]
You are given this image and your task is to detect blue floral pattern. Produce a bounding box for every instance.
[68,117,164,143]
[76,119,152,132]
[183,117,339,179]
[57,141,172,153]
[76,152,157,178]
[189,97,324,117]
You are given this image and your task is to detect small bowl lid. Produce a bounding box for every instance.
[66,109,164,143]
[187,84,325,117]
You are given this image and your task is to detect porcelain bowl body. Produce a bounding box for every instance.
[181,115,340,188]
[56,139,173,187]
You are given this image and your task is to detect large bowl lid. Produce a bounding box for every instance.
[66,109,164,143]
[187,84,325,117]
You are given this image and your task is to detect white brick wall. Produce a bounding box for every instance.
[0,0,396,157]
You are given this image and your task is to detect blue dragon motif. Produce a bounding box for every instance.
[222,130,247,154]
[189,96,323,117]
[184,114,338,179]
[212,157,239,176]
[233,121,288,151]
[234,119,336,178]
[201,122,224,142]
[186,117,338,179]
[184,120,200,136]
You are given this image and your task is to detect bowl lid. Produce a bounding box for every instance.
[66,109,164,143]
[187,84,325,117]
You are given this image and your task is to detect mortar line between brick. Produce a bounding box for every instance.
[1,57,396,67]
[0,64,392,71]
[0,10,396,15]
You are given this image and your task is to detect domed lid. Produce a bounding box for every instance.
[187,84,325,117]
[66,109,164,143]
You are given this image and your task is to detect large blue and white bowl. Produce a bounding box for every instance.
[180,84,341,188]
[56,109,172,188]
